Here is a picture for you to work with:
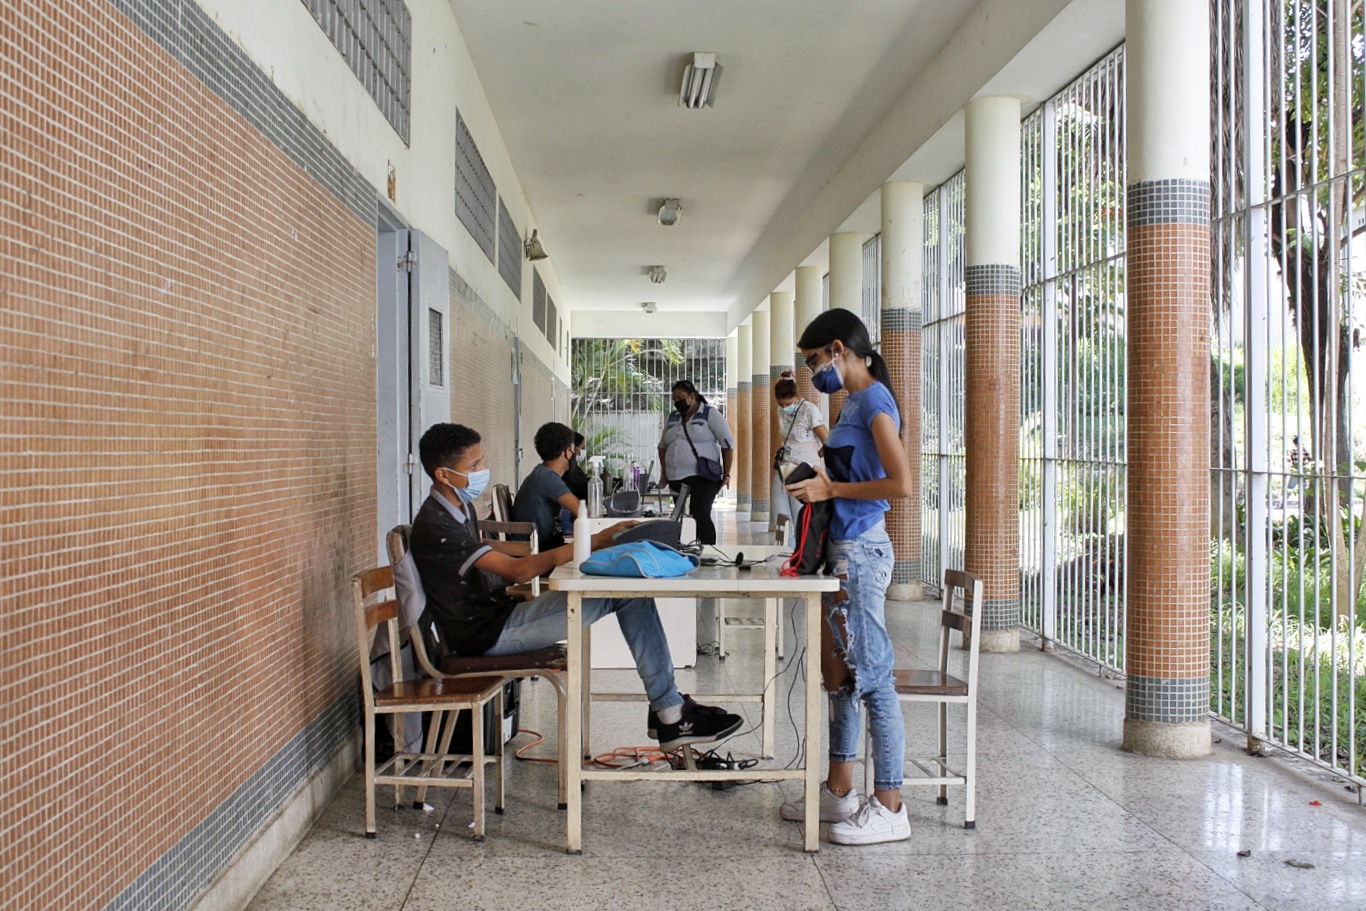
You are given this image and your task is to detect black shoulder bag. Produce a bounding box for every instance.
[679,406,724,482]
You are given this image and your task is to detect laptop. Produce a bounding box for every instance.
[612,484,689,547]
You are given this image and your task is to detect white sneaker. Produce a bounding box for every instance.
[828,795,911,845]
[779,783,860,822]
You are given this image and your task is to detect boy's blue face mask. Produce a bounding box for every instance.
[447,467,491,503]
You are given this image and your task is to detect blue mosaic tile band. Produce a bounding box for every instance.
[105,689,357,911]
[1125,675,1210,724]
[751,373,768,386]
[965,264,1021,298]
[980,596,1020,631]
[881,309,923,333]
[770,364,792,377]
[1126,179,1211,227]
[738,381,751,393]
[738,493,751,509]
[727,386,737,398]
[109,0,376,223]
[893,559,920,585]
[752,498,769,512]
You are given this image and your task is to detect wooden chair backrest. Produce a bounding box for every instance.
[352,566,401,705]
[492,484,514,522]
[939,568,984,688]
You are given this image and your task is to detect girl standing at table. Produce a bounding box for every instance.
[771,369,828,544]
[780,308,912,845]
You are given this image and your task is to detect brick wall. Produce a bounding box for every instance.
[0,2,377,908]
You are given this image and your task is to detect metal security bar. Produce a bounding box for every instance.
[921,173,967,589]
[1019,48,1128,668]
[1211,0,1365,787]
[570,338,728,484]
[301,0,411,142]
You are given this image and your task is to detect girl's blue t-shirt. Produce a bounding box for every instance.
[823,382,900,540]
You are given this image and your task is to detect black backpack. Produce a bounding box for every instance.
[780,463,833,577]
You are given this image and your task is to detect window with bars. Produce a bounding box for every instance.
[300,0,411,142]
[532,270,547,333]
[497,198,521,298]
[455,111,497,262]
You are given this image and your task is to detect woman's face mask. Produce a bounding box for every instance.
[810,349,845,394]
[780,402,799,415]
[673,396,691,414]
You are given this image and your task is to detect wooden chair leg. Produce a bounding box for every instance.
[365,712,378,838]
[937,702,949,806]
[964,699,977,829]
[472,701,486,841]
[494,688,505,815]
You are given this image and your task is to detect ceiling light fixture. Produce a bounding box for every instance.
[523,229,548,261]
[647,265,667,284]
[679,52,719,109]
[657,198,682,227]
[641,302,657,313]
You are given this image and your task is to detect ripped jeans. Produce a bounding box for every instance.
[825,521,904,791]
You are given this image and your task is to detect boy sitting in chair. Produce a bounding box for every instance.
[409,423,742,751]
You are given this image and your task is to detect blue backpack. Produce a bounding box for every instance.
[580,540,700,578]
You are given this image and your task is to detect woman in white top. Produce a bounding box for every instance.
[771,370,828,539]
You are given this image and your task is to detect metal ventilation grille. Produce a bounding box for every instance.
[532,270,547,332]
[301,0,411,143]
[497,198,521,297]
[544,294,557,346]
[428,308,444,387]
[455,111,497,262]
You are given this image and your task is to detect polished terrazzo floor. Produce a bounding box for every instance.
[247,504,1366,911]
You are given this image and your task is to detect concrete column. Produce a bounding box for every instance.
[726,331,739,496]
[794,265,825,413]
[1122,0,1212,759]
[769,291,795,533]
[736,321,753,514]
[964,95,1022,653]
[826,232,867,424]
[881,181,925,602]
[749,308,771,523]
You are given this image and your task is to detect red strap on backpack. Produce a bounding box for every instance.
[781,504,816,577]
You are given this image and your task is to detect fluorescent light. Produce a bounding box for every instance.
[679,52,719,109]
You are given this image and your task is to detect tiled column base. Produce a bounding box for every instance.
[1123,179,1211,757]
[736,382,752,513]
[1122,719,1212,758]
[750,372,770,521]
[964,265,1021,653]
[979,597,1020,653]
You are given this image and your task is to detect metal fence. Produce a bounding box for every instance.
[570,337,728,485]
[921,173,968,589]
[1018,47,1129,668]
[1210,0,1365,784]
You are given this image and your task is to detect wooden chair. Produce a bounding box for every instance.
[865,568,983,829]
[479,519,541,596]
[387,525,571,809]
[352,565,506,839]
[491,483,514,522]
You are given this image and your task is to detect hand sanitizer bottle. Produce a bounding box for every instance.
[573,503,591,565]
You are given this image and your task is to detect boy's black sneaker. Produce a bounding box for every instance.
[654,698,742,751]
[646,694,730,739]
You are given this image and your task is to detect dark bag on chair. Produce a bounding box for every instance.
[780,463,832,576]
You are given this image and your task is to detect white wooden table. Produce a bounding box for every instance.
[548,550,839,853]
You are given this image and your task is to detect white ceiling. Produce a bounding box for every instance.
[446,0,1124,335]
